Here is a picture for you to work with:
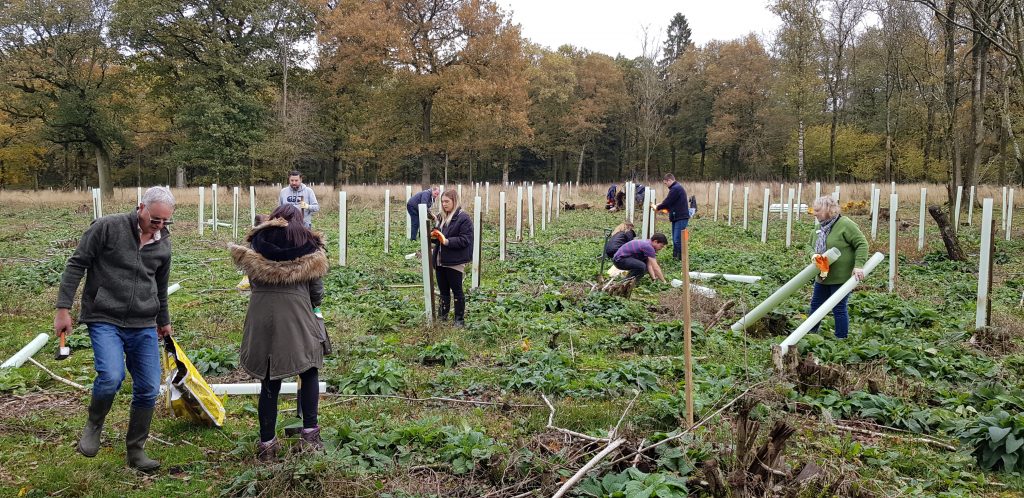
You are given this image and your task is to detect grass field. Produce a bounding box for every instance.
[0,183,1022,497]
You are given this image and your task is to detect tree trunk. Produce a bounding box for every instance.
[798,120,806,182]
[928,205,967,262]
[699,138,707,179]
[95,143,113,198]
[576,144,586,186]
[942,0,961,209]
[420,97,433,187]
[502,149,510,186]
[967,31,988,188]
[176,166,185,188]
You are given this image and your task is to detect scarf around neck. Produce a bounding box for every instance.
[816,215,840,254]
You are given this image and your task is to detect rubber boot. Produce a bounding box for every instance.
[126,407,160,472]
[77,396,114,457]
[438,303,450,322]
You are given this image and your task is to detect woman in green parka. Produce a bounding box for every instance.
[230,204,330,461]
[810,195,869,339]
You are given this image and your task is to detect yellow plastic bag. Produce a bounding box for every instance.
[162,337,226,427]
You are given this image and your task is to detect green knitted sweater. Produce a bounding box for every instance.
[812,216,869,285]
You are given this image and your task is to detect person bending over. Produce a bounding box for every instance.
[407,186,440,240]
[612,233,668,283]
[604,222,636,259]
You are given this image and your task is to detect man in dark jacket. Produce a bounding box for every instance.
[407,187,439,240]
[634,184,646,205]
[55,186,175,472]
[655,173,690,260]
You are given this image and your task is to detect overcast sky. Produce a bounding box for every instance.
[499,0,781,58]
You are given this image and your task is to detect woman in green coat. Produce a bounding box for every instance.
[230,204,330,461]
[810,195,868,339]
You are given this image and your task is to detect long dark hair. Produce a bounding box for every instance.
[268,204,315,247]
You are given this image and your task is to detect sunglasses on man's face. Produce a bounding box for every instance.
[148,217,174,226]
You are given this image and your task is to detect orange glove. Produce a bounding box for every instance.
[658,208,669,214]
[813,254,830,279]
[430,229,447,245]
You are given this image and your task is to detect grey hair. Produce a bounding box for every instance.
[813,195,840,219]
[141,186,176,208]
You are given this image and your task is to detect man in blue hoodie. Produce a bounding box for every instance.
[655,173,690,260]
[278,171,320,228]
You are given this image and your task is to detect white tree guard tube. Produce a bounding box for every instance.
[870,188,880,240]
[499,191,507,261]
[198,186,205,236]
[212,183,218,233]
[1002,186,1009,231]
[541,184,547,231]
[731,247,841,332]
[779,251,885,355]
[743,186,750,230]
[338,191,348,266]
[1007,188,1015,241]
[232,186,240,240]
[761,188,770,244]
[2,333,49,369]
[689,272,762,284]
[418,204,433,324]
[527,185,535,238]
[167,282,182,295]
[727,183,734,226]
[471,196,482,289]
[888,193,898,292]
[786,188,795,247]
[209,382,326,395]
[249,186,256,227]
[918,188,927,250]
[405,185,412,238]
[384,189,391,254]
[795,183,803,221]
[977,198,994,329]
[670,280,717,298]
[641,188,652,240]
[954,185,963,231]
[968,186,975,226]
[516,186,523,241]
[713,182,720,221]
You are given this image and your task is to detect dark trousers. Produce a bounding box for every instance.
[435,266,465,320]
[809,282,850,339]
[258,368,319,442]
[613,257,648,281]
[408,205,420,240]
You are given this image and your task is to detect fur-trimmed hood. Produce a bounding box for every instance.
[229,218,329,285]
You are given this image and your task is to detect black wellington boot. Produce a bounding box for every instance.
[77,396,115,457]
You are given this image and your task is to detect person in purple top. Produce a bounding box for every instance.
[613,233,668,283]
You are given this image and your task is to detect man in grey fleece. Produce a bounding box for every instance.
[54,186,175,472]
[278,170,320,228]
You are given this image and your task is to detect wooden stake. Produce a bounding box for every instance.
[681,228,694,427]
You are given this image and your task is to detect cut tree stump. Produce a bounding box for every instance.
[928,205,967,261]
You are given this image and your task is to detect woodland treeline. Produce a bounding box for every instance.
[1,0,1023,197]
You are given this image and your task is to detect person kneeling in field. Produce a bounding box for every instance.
[612,233,668,283]
[230,204,330,461]
[604,222,636,259]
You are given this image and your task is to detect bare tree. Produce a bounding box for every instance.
[633,27,667,182]
[821,0,867,182]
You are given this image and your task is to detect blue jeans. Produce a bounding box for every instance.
[671,219,690,259]
[809,282,850,339]
[88,323,161,409]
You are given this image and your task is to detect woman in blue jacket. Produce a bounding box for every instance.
[430,189,474,327]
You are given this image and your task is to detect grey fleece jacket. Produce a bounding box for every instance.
[278,184,320,227]
[56,211,172,328]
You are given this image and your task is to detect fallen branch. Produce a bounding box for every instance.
[551,438,626,498]
[323,393,543,408]
[26,358,88,392]
[542,394,612,443]
[606,380,769,467]
[834,424,956,451]
[610,390,641,440]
